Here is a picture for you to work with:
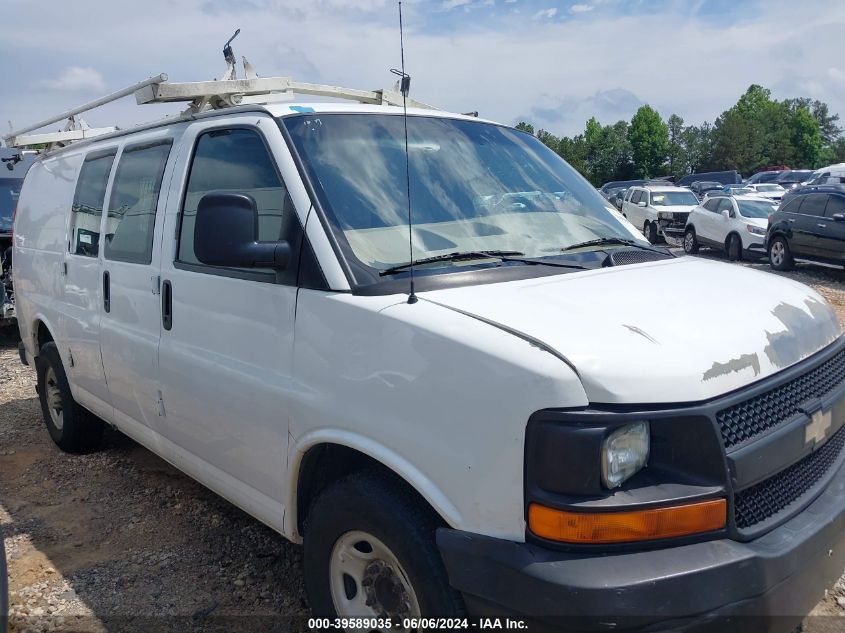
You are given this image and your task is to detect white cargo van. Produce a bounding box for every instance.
[9,75,845,631]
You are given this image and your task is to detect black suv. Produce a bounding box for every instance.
[766,186,845,270]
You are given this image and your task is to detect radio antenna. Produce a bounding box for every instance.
[391,1,417,304]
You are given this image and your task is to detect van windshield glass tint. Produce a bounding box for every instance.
[0,179,22,232]
[283,114,638,281]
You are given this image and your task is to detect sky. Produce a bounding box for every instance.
[2,0,845,140]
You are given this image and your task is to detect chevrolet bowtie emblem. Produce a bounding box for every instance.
[805,408,833,447]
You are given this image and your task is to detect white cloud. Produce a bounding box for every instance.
[571,3,594,13]
[40,66,106,92]
[533,7,558,19]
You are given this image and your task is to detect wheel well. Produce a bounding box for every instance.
[724,231,741,249]
[295,443,445,534]
[35,320,54,352]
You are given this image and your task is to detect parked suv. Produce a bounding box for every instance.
[12,100,845,631]
[684,194,775,260]
[767,186,845,270]
[621,185,699,243]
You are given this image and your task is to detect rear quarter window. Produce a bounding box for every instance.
[70,150,117,256]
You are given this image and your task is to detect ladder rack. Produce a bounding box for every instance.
[3,72,439,150]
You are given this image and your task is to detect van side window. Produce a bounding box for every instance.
[177,128,296,280]
[105,140,172,264]
[70,151,116,256]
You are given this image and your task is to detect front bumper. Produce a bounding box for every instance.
[744,241,767,259]
[437,458,845,632]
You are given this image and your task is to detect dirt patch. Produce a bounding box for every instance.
[2,252,845,631]
[0,338,307,632]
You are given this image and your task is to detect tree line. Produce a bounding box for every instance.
[516,85,845,187]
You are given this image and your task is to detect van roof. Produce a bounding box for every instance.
[29,102,494,160]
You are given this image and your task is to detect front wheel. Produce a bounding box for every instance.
[727,234,742,261]
[683,228,699,254]
[643,221,658,244]
[303,471,463,625]
[768,236,794,271]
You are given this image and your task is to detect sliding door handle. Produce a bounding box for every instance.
[103,271,110,313]
[161,279,173,331]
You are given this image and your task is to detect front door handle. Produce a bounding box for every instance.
[103,271,110,313]
[161,279,173,331]
[818,223,827,228]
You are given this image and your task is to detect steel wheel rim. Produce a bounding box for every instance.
[643,224,650,241]
[45,367,64,430]
[684,232,694,251]
[771,241,784,266]
[329,530,420,628]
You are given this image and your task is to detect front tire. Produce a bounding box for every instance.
[35,342,104,453]
[768,236,794,271]
[683,228,699,254]
[643,221,658,244]
[726,234,742,261]
[303,471,463,624]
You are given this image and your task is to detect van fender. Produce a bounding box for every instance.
[286,428,463,541]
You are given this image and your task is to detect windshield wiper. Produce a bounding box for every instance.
[561,237,654,252]
[379,249,589,276]
[379,250,524,276]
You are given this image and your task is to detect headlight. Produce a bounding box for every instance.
[746,224,766,235]
[657,211,674,220]
[601,422,650,489]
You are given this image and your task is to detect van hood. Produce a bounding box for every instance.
[419,256,841,404]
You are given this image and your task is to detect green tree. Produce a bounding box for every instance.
[558,134,589,178]
[628,105,669,178]
[679,122,713,173]
[788,104,823,167]
[666,114,685,178]
[536,129,561,153]
[515,121,535,135]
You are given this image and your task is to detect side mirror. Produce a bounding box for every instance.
[194,192,290,269]
[721,209,731,219]
[833,213,845,222]
[637,201,647,208]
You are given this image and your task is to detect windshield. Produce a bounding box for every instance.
[650,191,699,206]
[0,178,23,232]
[737,200,775,218]
[284,114,639,283]
[756,184,783,192]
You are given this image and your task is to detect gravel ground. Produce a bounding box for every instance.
[1,251,845,632]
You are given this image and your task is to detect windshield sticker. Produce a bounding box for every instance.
[290,106,315,113]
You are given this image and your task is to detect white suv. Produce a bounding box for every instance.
[621,185,700,244]
[11,99,845,630]
[684,194,775,260]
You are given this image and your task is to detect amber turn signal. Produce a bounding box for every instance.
[528,499,727,544]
